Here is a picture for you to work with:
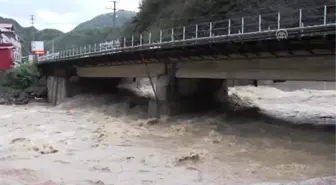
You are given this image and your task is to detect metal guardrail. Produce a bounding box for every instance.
[37,4,336,63]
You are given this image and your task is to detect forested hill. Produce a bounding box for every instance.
[74,10,136,30]
[129,0,334,33]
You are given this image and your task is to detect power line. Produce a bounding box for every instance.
[30,14,35,55]
[106,0,119,29]
[30,14,35,27]
[30,14,35,40]
[106,0,119,47]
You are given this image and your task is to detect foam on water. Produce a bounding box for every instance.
[230,85,336,124]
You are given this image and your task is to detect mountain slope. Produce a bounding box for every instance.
[129,0,335,33]
[34,29,64,41]
[74,10,136,30]
[43,27,122,52]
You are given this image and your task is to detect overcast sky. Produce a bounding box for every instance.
[0,0,140,32]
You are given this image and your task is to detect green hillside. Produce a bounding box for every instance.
[43,27,123,52]
[74,10,136,30]
[129,0,334,33]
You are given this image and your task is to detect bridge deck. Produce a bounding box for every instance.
[37,4,336,67]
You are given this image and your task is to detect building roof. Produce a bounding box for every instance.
[0,45,13,49]
[0,25,24,43]
[0,23,14,31]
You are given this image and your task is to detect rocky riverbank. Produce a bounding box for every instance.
[0,77,47,105]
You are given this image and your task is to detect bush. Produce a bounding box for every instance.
[0,63,40,89]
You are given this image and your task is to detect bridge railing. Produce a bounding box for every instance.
[37,4,336,62]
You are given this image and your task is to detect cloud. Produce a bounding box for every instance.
[35,9,78,32]
[0,0,140,32]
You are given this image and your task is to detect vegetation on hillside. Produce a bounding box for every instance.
[129,0,334,33]
[0,63,46,105]
[43,27,123,52]
[74,10,136,30]
[0,63,40,89]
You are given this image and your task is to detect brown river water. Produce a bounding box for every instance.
[0,84,335,185]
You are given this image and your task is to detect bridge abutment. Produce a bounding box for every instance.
[148,75,227,117]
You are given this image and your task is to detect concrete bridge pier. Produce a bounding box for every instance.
[148,75,227,117]
[47,76,68,105]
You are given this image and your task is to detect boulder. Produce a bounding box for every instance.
[0,98,5,105]
[14,92,30,105]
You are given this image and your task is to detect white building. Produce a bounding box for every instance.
[99,39,120,50]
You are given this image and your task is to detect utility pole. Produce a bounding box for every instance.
[106,0,119,48]
[30,14,35,61]
[106,0,118,29]
[52,40,55,53]
[30,15,35,43]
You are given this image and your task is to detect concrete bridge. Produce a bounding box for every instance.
[37,5,336,117]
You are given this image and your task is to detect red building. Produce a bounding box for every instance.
[0,23,23,69]
[0,43,12,69]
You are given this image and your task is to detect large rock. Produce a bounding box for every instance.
[24,84,47,98]
[14,92,30,105]
[0,98,5,105]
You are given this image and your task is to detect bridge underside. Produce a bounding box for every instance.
[76,55,335,81]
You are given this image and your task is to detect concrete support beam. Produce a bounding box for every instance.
[176,56,336,81]
[77,63,165,78]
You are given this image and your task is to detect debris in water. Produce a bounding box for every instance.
[126,156,134,160]
[91,166,111,172]
[175,152,201,165]
[35,144,58,155]
[94,180,105,185]
[146,118,160,125]
[10,137,28,144]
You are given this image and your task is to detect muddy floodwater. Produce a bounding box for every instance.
[0,84,335,185]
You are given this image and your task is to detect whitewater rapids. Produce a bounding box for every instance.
[0,80,335,185]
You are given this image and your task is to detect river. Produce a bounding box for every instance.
[0,81,335,185]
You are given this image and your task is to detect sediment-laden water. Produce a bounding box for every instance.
[0,81,335,185]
